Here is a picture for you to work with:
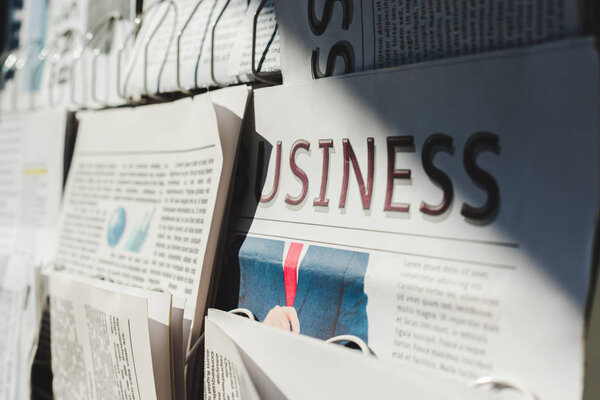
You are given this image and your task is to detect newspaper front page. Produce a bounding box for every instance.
[222,38,599,400]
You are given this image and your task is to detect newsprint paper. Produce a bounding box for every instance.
[48,271,169,400]
[204,309,498,400]
[222,38,599,400]
[53,86,249,329]
[122,0,279,96]
[274,0,584,83]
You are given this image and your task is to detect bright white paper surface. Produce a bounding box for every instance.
[0,109,66,259]
[54,95,222,322]
[230,38,599,400]
[0,253,40,400]
[49,271,160,400]
[204,314,261,400]
[206,309,497,399]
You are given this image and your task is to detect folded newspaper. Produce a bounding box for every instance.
[49,86,249,398]
[274,0,587,83]
[204,308,499,399]
[48,271,174,400]
[0,253,42,400]
[0,107,69,398]
[121,0,280,98]
[220,38,600,400]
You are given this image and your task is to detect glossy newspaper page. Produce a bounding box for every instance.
[224,38,599,400]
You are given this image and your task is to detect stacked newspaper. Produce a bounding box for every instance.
[0,108,70,398]
[47,86,249,399]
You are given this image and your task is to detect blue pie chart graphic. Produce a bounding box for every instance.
[107,207,126,247]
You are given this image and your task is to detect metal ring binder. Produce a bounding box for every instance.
[116,18,142,101]
[91,17,130,107]
[70,13,122,107]
[0,41,40,112]
[118,0,177,101]
[251,0,281,85]
[52,34,78,107]
[325,335,374,356]
[229,308,258,320]
[0,50,21,112]
[210,0,232,87]
[470,376,538,399]
[0,40,38,85]
[176,0,206,94]
[143,0,178,98]
[1,51,19,84]
[31,29,79,108]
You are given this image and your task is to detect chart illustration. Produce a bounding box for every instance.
[106,207,126,248]
[123,208,155,253]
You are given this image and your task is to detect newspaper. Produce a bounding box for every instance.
[0,253,40,400]
[274,0,584,83]
[31,0,135,110]
[222,38,599,400]
[204,313,261,400]
[0,109,67,398]
[205,309,498,399]
[54,94,220,324]
[48,271,170,400]
[122,0,280,97]
[0,109,66,259]
[54,87,248,331]
[0,114,26,250]
[3,0,47,99]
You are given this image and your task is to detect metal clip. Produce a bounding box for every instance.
[176,0,206,93]
[50,31,81,107]
[1,51,19,85]
[117,0,178,101]
[31,29,80,108]
[470,376,538,399]
[116,18,142,101]
[325,335,375,356]
[0,41,40,112]
[251,0,281,85]
[143,0,178,98]
[228,308,257,320]
[184,308,256,367]
[0,50,21,113]
[210,0,232,87]
[91,16,131,107]
[70,12,122,108]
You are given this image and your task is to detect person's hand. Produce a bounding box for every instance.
[263,306,300,334]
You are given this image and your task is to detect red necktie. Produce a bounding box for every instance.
[283,242,303,307]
